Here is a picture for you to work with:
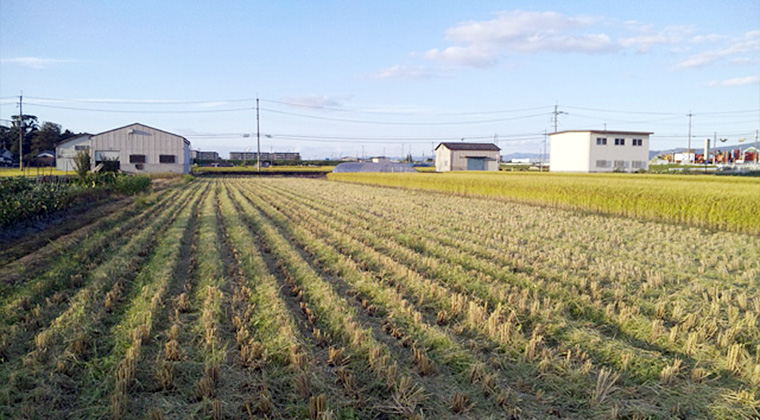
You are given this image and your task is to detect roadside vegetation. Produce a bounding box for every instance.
[328,171,760,234]
[0,173,152,228]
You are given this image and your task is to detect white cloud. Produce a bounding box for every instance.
[675,30,760,70]
[445,10,599,46]
[731,57,756,65]
[691,34,728,44]
[280,95,344,109]
[370,64,438,80]
[0,56,74,69]
[707,76,760,87]
[423,46,497,67]
[413,10,620,68]
[619,25,695,53]
[440,10,615,60]
[377,10,755,77]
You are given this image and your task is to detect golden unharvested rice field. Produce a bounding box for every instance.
[328,172,760,234]
[1,177,758,419]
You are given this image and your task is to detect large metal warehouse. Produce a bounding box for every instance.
[435,142,501,172]
[90,123,192,174]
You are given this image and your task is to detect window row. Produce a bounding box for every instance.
[595,137,644,146]
[129,154,176,164]
[595,160,646,169]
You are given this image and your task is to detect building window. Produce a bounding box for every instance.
[632,160,644,169]
[613,160,628,169]
[75,145,89,151]
[129,154,146,163]
[596,160,610,168]
[614,138,625,146]
[632,138,643,146]
[159,154,176,164]
[596,137,607,145]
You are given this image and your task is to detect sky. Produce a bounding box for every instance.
[1,0,759,160]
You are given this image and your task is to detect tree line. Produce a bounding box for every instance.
[0,115,80,165]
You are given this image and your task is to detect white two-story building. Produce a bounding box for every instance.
[549,130,652,173]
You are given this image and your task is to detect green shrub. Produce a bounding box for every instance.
[0,174,150,228]
[111,175,151,195]
[0,178,83,227]
[73,150,91,180]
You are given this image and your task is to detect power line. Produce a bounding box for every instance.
[11,95,759,120]
[261,107,551,125]
[184,131,544,141]
[24,95,259,105]
[262,98,553,116]
[25,103,254,114]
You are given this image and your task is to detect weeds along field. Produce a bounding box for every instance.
[0,177,758,419]
[327,172,760,235]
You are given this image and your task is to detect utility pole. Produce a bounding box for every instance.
[542,130,547,172]
[687,112,693,164]
[256,97,261,172]
[18,94,23,170]
[755,129,759,164]
[552,103,566,133]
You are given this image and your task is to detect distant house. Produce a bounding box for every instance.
[195,151,220,161]
[549,130,651,173]
[0,147,13,166]
[56,134,93,172]
[34,150,56,166]
[229,151,300,161]
[90,123,191,174]
[435,142,501,172]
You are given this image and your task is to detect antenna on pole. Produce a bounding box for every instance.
[687,112,693,164]
[542,130,547,172]
[18,93,23,170]
[552,103,567,133]
[256,96,261,172]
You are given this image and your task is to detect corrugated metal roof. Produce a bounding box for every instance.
[93,123,188,141]
[436,142,501,151]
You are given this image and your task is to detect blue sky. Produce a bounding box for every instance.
[1,0,758,159]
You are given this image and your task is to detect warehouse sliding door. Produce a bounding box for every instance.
[466,157,486,170]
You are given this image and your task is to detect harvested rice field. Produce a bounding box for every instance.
[1,177,758,419]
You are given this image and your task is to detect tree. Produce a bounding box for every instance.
[32,122,61,156]
[0,125,12,151]
[8,114,39,163]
